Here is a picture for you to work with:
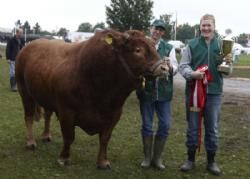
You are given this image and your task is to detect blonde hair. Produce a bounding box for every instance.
[200,14,215,25]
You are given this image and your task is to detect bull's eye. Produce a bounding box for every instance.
[135,47,141,53]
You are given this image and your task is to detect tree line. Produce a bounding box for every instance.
[7,0,250,46]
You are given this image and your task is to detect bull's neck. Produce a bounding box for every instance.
[116,53,136,79]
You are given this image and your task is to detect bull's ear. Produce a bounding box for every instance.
[123,32,130,39]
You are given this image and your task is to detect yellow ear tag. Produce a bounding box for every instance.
[104,36,113,45]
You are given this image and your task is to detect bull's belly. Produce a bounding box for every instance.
[76,119,104,135]
[75,114,118,136]
[80,126,100,135]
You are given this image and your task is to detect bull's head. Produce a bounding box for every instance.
[101,30,169,78]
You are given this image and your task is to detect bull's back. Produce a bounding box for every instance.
[17,39,77,72]
[16,39,81,109]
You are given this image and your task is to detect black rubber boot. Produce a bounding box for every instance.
[151,136,166,170]
[207,151,221,176]
[10,77,17,91]
[180,149,196,172]
[141,136,153,168]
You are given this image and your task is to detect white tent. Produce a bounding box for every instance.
[167,40,185,49]
[65,32,94,42]
[0,27,12,33]
[233,43,244,55]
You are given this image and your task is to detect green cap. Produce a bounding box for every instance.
[151,19,166,30]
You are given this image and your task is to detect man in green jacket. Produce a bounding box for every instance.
[179,14,232,176]
[137,19,178,170]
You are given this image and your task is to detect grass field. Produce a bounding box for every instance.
[234,54,250,66]
[0,45,250,178]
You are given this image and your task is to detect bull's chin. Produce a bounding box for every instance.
[153,71,170,77]
[141,70,169,78]
[142,70,154,77]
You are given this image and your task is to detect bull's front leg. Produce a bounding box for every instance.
[41,110,53,142]
[57,112,75,166]
[97,130,113,169]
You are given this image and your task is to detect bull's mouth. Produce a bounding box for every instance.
[150,60,164,73]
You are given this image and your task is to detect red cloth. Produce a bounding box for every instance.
[189,65,212,152]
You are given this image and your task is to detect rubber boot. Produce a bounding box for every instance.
[10,77,17,91]
[151,136,166,170]
[141,136,153,168]
[207,151,221,176]
[180,149,196,172]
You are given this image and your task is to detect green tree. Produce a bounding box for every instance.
[40,30,52,35]
[33,22,41,34]
[193,24,200,37]
[77,22,92,32]
[23,21,32,34]
[159,14,173,40]
[15,19,22,28]
[237,33,249,46]
[176,23,196,43]
[106,0,154,31]
[93,22,105,31]
[57,27,68,37]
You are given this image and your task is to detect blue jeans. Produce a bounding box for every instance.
[185,94,222,151]
[9,61,15,77]
[139,100,171,139]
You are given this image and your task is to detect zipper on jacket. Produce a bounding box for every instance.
[207,43,210,94]
[155,77,159,100]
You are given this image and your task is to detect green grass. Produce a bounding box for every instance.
[228,68,250,78]
[234,54,250,66]
[0,46,250,178]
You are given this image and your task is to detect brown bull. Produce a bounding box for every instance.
[16,29,168,168]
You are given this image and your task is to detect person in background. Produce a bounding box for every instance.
[137,19,178,170]
[179,14,232,176]
[6,28,25,91]
[232,47,241,63]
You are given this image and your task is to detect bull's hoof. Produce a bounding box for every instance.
[97,164,111,170]
[41,135,52,142]
[57,158,71,166]
[26,141,37,150]
[97,160,111,170]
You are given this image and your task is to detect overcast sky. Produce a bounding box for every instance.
[1,0,249,36]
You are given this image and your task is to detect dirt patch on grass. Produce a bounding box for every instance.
[223,92,250,106]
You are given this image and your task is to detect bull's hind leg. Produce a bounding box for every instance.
[25,116,37,150]
[41,110,53,142]
[18,85,41,150]
[24,104,41,149]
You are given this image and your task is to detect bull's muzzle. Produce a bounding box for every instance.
[150,60,170,77]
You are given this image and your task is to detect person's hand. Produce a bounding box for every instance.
[7,59,11,64]
[191,70,205,80]
[224,53,233,64]
[163,57,173,71]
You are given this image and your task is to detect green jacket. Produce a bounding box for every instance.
[188,36,223,94]
[137,39,174,102]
